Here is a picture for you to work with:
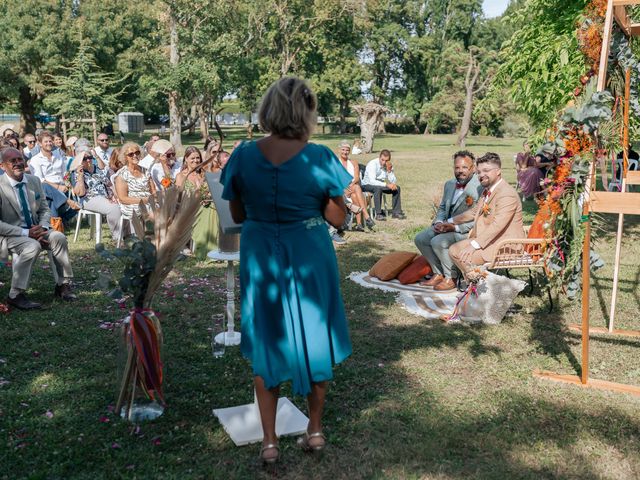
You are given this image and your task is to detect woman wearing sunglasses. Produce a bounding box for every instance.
[114,142,156,219]
[71,150,122,241]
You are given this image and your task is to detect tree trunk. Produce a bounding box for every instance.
[246,111,254,139]
[199,103,209,141]
[457,51,480,149]
[339,99,348,134]
[188,104,197,136]
[354,103,389,154]
[168,9,182,150]
[18,86,37,134]
[457,88,473,148]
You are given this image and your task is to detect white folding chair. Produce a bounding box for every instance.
[72,196,104,244]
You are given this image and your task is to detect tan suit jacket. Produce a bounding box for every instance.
[0,173,51,260]
[455,179,524,262]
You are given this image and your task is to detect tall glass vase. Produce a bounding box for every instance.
[116,310,165,422]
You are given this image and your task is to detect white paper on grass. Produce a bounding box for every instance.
[205,172,243,234]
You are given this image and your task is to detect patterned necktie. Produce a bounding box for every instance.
[102,150,109,163]
[16,183,33,228]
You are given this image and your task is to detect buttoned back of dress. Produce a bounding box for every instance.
[227,142,344,223]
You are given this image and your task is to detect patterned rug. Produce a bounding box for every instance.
[348,272,459,319]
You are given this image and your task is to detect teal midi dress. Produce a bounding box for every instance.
[221,141,352,396]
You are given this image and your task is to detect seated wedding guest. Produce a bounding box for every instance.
[449,152,524,277]
[115,142,155,219]
[108,148,123,178]
[93,133,113,166]
[53,133,68,155]
[149,139,182,189]
[336,140,374,231]
[4,136,20,150]
[23,133,37,160]
[205,142,230,172]
[361,149,405,220]
[516,141,543,199]
[415,150,481,291]
[175,146,217,259]
[71,151,122,241]
[534,146,555,178]
[351,138,363,155]
[30,130,80,217]
[221,77,352,464]
[0,147,76,309]
[203,135,219,152]
[0,124,16,138]
[146,134,161,151]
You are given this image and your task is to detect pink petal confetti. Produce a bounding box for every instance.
[111,442,121,449]
[99,416,110,423]
[32,351,40,358]
[107,404,115,413]
[45,410,54,418]
[151,436,161,446]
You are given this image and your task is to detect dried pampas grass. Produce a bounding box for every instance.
[133,186,201,307]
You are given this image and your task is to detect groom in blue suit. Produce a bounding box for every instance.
[415,151,481,291]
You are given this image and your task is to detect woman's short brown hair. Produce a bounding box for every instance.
[258,77,317,140]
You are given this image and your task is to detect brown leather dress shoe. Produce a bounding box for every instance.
[420,274,444,287]
[54,284,77,301]
[7,293,42,310]
[434,277,456,291]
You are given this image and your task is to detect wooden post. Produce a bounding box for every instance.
[597,0,615,91]
[580,161,596,384]
[91,112,98,147]
[608,68,631,331]
[61,116,68,143]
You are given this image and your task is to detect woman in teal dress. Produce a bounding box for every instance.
[175,146,218,259]
[221,77,352,464]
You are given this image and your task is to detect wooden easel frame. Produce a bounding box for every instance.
[60,112,99,146]
[535,0,640,396]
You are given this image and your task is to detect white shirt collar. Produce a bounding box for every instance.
[488,178,503,194]
[5,174,25,188]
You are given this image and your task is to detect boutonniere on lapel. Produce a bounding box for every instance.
[481,203,492,217]
[465,195,473,206]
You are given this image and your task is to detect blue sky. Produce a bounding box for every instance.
[483,0,510,18]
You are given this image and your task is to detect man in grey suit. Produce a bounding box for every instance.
[0,147,76,310]
[414,151,481,291]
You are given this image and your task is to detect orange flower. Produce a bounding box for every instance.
[465,195,473,206]
[160,177,172,188]
[481,203,491,217]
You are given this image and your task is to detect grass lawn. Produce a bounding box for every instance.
[2,133,640,479]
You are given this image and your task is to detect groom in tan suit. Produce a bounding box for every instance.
[0,147,75,309]
[449,152,524,276]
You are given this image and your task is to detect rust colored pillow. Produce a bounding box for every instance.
[397,255,433,285]
[369,251,417,281]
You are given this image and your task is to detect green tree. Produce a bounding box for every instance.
[0,0,75,132]
[494,0,586,130]
[43,43,124,138]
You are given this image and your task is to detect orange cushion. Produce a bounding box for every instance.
[397,255,433,285]
[369,251,417,281]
